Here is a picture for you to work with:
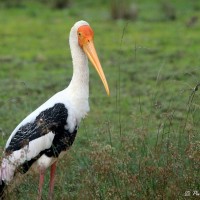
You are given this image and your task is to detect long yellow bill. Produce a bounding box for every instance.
[83,40,110,96]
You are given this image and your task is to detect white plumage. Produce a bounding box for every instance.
[0,20,109,199]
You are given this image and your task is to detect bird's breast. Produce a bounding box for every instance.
[69,98,90,123]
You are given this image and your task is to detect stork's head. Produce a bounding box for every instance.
[71,20,110,96]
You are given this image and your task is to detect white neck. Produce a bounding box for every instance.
[67,26,89,100]
[63,23,90,121]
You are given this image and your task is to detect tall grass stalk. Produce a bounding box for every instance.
[116,22,129,140]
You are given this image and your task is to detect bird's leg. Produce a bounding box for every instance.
[48,161,57,200]
[37,167,46,200]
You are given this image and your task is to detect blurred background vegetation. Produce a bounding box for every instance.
[0,0,200,199]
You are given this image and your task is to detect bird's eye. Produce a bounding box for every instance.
[78,32,81,37]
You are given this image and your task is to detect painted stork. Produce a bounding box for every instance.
[0,20,109,199]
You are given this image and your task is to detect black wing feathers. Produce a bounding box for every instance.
[45,125,78,157]
[6,103,78,174]
[6,103,69,153]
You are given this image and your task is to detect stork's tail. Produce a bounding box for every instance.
[0,158,16,199]
[0,180,6,199]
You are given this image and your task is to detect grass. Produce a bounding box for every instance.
[0,0,200,199]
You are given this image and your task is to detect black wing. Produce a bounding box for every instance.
[5,103,78,173]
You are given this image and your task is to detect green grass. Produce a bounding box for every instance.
[0,0,200,199]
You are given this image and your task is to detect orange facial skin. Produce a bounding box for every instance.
[77,25,94,48]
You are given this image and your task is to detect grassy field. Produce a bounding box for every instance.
[0,0,200,199]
